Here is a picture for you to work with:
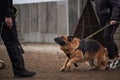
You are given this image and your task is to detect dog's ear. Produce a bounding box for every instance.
[68,36,74,42]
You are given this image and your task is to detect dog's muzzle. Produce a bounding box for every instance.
[54,37,66,46]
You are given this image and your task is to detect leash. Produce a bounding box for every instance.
[85,21,120,39]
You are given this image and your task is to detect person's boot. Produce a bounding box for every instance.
[14,69,36,78]
[112,60,120,69]
[106,59,120,70]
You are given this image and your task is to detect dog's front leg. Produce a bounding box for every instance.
[66,58,80,71]
[60,58,69,71]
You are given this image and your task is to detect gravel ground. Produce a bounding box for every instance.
[0,43,120,80]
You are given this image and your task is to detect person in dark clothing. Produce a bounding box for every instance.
[0,0,36,77]
[95,0,120,69]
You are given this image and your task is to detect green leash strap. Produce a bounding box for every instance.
[85,21,120,39]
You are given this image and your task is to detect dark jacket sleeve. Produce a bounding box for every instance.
[3,0,11,17]
[108,0,120,20]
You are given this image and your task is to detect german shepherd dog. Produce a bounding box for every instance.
[54,35,107,71]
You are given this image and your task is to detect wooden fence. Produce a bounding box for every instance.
[15,1,68,43]
[8,0,120,52]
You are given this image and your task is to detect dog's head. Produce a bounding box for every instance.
[54,35,80,52]
[54,35,74,46]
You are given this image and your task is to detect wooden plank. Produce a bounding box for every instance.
[38,3,48,33]
[21,4,31,33]
[47,2,57,33]
[68,0,79,35]
[56,1,68,34]
[30,4,39,32]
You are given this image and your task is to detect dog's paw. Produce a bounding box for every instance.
[60,67,66,71]
[88,66,96,70]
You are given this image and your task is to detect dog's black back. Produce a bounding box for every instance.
[78,39,101,54]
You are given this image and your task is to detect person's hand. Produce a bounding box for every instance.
[109,20,117,25]
[5,17,13,28]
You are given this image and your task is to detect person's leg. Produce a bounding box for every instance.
[104,24,119,59]
[1,20,36,77]
[1,19,25,72]
[104,24,120,69]
[9,18,24,54]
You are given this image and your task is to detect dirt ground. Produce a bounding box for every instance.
[0,43,120,80]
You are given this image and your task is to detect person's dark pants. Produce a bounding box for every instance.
[0,18,25,73]
[98,14,119,59]
[104,24,119,59]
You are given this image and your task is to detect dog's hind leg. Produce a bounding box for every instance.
[97,57,107,70]
[96,49,107,70]
[60,58,69,71]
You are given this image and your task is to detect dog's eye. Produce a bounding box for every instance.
[61,36,65,39]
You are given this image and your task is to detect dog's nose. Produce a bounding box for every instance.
[54,38,57,40]
[54,38,58,42]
